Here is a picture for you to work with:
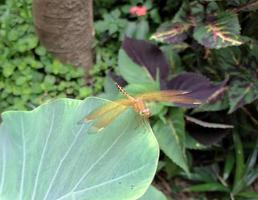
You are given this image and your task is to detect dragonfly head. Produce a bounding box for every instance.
[133,98,151,118]
[139,108,151,118]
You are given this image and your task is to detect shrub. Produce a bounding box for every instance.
[0,0,91,112]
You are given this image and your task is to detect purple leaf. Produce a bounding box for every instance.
[188,129,228,146]
[122,36,169,80]
[167,73,227,104]
[185,116,234,129]
[186,116,230,145]
[107,71,127,87]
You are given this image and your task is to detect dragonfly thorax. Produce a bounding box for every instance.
[132,98,151,118]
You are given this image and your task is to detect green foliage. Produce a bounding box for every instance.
[95,9,127,38]
[0,98,159,199]
[0,0,90,112]
[153,109,188,173]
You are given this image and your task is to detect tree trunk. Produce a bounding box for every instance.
[32,0,93,71]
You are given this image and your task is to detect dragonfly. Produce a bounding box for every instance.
[83,82,203,131]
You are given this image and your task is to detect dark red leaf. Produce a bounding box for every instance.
[188,129,228,146]
[107,71,127,87]
[167,73,227,105]
[122,36,169,80]
[186,116,230,145]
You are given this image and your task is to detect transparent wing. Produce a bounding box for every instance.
[136,90,203,105]
[83,99,133,131]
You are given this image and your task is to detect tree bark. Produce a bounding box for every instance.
[32,0,93,71]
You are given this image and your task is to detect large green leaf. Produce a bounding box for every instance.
[139,185,167,200]
[193,12,243,49]
[0,98,159,200]
[118,49,155,86]
[153,108,188,172]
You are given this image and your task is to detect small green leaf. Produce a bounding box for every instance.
[35,46,47,56]
[124,22,137,38]
[237,191,258,199]
[223,151,235,180]
[233,132,245,189]
[185,133,205,150]
[15,76,27,85]
[44,75,56,85]
[184,183,229,192]
[153,108,188,172]
[135,20,149,40]
[228,80,258,113]
[2,63,15,77]
[79,87,92,98]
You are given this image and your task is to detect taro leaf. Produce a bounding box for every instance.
[122,36,169,81]
[167,72,227,104]
[151,22,191,44]
[139,185,167,200]
[228,80,258,113]
[193,12,243,49]
[0,98,159,200]
[153,108,188,172]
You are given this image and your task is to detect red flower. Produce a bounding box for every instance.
[129,5,147,16]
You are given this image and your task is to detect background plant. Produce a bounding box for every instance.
[0,0,91,112]
[94,0,258,199]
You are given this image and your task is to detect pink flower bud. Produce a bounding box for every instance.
[129,5,147,16]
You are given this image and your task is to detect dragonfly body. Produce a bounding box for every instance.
[130,98,151,118]
[84,82,203,130]
[115,82,151,118]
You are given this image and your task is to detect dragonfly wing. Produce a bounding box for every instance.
[83,99,133,131]
[91,105,128,131]
[136,90,204,105]
[84,99,131,121]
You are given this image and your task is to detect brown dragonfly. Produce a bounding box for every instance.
[83,83,203,131]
